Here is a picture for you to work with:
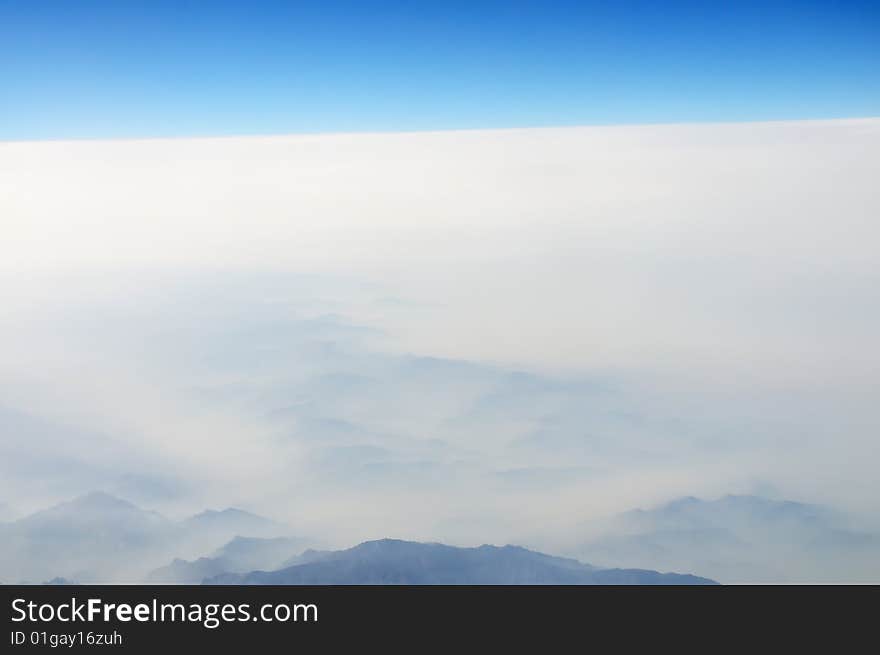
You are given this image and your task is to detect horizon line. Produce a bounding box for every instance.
[2,115,878,146]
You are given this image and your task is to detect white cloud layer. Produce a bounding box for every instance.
[1,120,879,566]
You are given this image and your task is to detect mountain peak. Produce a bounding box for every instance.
[188,508,264,521]
[71,491,136,510]
[183,507,286,539]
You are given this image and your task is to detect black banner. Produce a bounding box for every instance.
[2,585,876,651]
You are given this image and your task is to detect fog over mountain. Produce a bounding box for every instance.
[147,536,313,584]
[0,502,16,522]
[2,491,877,584]
[1,120,879,582]
[0,492,303,584]
[1,493,717,584]
[572,495,880,583]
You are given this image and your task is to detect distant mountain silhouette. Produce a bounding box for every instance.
[147,536,312,583]
[0,492,297,584]
[577,495,880,583]
[14,491,872,585]
[1,492,177,582]
[184,508,285,537]
[43,577,77,585]
[205,538,716,585]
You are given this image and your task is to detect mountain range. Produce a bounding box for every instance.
[204,538,716,585]
[575,494,880,583]
[0,492,298,584]
[0,492,716,584]
[4,491,877,584]
[146,536,313,584]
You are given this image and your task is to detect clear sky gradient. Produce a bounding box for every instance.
[1,0,878,139]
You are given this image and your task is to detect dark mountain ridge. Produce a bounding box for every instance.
[205,538,717,585]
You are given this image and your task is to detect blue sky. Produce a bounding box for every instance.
[1,0,878,139]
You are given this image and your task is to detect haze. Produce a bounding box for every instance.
[1,120,878,579]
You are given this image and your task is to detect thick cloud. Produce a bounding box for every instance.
[1,120,878,575]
